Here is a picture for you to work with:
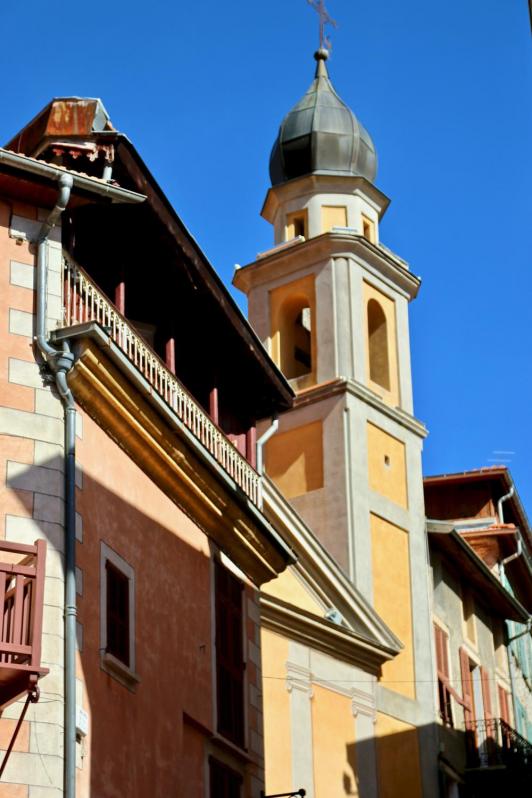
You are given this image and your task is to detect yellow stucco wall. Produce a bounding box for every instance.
[370,514,415,699]
[265,421,324,499]
[322,205,347,232]
[367,422,408,508]
[262,568,325,616]
[375,713,423,798]
[363,281,399,406]
[270,275,316,388]
[262,630,292,795]
[312,686,358,797]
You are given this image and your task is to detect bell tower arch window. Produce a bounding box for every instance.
[280,297,312,379]
[367,298,390,391]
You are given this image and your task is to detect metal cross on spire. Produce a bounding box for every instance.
[307,0,337,51]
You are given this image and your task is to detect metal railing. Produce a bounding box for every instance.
[0,540,47,708]
[465,717,532,769]
[63,257,260,505]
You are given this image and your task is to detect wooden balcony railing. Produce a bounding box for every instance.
[63,257,261,506]
[0,539,48,709]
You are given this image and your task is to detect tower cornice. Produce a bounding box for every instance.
[233,231,420,300]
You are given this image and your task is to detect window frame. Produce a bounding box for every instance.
[100,542,137,686]
[214,559,246,748]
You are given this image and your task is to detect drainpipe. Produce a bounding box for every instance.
[35,173,77,798]
[256,416,278,508]
[497,485,515,524]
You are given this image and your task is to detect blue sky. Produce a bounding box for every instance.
[1,1,531,510]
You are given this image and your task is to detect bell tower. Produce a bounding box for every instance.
[234,48,438,796]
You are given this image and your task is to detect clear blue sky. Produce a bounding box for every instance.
[1,2,531,510]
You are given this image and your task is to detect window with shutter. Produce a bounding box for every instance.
[434,624,453,726]
[215,561,245,747]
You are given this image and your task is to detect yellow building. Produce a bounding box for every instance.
[234,48,439,797]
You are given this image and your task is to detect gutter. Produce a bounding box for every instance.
[0,147,146,204]
[34,174,77,798]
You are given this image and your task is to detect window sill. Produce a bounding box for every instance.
[100,651,140,692]
[210,732,252,764]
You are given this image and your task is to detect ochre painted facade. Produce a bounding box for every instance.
[261,630,292,796]
[371,514,415,699]
[375,713,423,798]
[265,420,323,499]
[311,685,357,797]
[367,422,408,509]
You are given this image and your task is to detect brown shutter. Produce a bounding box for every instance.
[498,684,510,724]
[459,647,474,729]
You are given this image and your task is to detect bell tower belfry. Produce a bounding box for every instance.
[234,47,438,797]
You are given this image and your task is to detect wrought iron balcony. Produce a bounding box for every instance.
[465,717,531,771]
[0,540,48,709]
[62,257,261,506]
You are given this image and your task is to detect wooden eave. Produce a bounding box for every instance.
[55,323,295,586]
[428,526,529,622]
[260,594,397,672]
[233,231,421,300]
[113,137,293,411]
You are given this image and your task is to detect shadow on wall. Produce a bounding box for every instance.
[344,721,531,798]
[1,452,218,797]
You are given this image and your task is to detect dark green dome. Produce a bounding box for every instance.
[269,50,377,186]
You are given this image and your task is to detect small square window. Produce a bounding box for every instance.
[286,210,307,240]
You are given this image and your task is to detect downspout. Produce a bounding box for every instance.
[256,416,278,508]
[497,485,515,524]
[35,173,77,798]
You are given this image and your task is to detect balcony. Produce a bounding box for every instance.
[465,717,531,768]
[63,257,261,506]
[0,540,48,709]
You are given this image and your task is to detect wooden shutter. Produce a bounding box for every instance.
[498,684,510,724]
[459,647,474,729]
[215,561,245,747]
[434,624,449,678]
[481,666,495,759]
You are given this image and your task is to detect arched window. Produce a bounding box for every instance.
[367,299,390,390]
[280,298,312,379]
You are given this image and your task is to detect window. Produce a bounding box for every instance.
[286,210,307,240]
[215,561,245,747]
[209,758,242,798]
[100,543,136,679]
[434,623,453,726]
[280,298,312,380]
[362,214,375,243]
[367,299,390,390]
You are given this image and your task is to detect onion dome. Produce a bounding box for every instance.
[269,49,377,186]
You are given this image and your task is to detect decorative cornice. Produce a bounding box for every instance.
[64,330,293,586]
[286,662,314,696]
[233,232,420,301]
[292,377,428,439]
[260,594,397,672]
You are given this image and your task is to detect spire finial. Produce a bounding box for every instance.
[307,0,337,52]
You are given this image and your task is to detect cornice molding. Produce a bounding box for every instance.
[260,594,396,672]
[291,378,428,440]
[64,329,293,585]
[233,232,420,300]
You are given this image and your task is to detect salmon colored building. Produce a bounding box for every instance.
[0,99,295,797]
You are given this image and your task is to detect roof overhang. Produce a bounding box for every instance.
[428,524,529,622]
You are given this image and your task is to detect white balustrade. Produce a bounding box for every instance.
[63,257,260,505]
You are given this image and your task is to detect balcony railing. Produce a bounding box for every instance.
[0,540,48,709]
[63,257,261,506]
[465,717,532,770]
